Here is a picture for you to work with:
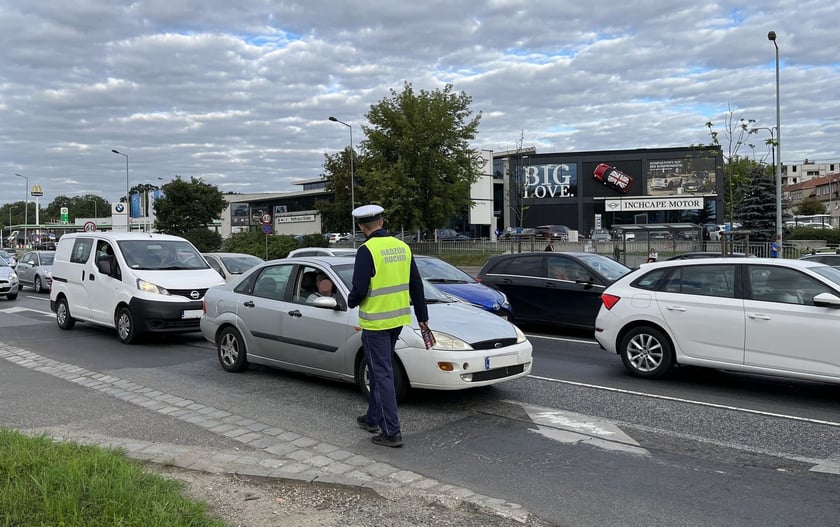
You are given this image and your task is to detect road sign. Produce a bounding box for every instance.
[260,213,272,224]
[83,221,97,232]
[261,224,271,234]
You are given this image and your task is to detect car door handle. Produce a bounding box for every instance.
[502,278,514,284]
[748,313,772,320]
[288,309,302,318]
[666,305,687,312]
[243,300,255,307]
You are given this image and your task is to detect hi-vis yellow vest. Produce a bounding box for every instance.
[359,237,412,330]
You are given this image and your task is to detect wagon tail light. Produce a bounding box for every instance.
[601,293,621,310]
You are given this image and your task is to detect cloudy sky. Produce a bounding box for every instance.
[2,1,838,206]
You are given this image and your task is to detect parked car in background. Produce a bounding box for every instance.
[200,256,533,401]
[591,229,611,242]
[16,250,54,293]
[0,257,19,300]
[0,249,17,268]
[799,252,840,267]
[498,228,537,240]
[414,255,512,319]
[535,225,571,241]
[202,253,264,283]
[477,251,631,330]
[595,258,840,385]
[435,228,469,241]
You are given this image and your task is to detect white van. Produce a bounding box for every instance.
[49,232,224,344]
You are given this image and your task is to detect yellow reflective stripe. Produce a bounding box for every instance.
[359,306,412,320]
[367,283,409,297]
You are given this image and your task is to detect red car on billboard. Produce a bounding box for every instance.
[593,163,633,193]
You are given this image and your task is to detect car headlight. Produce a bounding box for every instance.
[136,278,170,295]
[9,272,18,283]
[513,324,527,344]
[414,329,473,351]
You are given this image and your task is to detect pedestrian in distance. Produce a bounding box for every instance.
[646,247,658,263]
[544,240,555,252]
[770,241,780,258]
[347,204,429,448]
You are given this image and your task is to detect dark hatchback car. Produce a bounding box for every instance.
[535,225,571,241]
[476,252,631,331]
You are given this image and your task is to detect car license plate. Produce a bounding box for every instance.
[485,353,517,370]
[181,309,203,319]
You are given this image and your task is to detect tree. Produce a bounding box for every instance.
[220,231,300,260]
[153,177,226,246]
[315,148,369,234]
[705,104,759,225]
[360,82,481,235]
[44,194,110,223]
[738,166,778,241]
[795,197,826,216]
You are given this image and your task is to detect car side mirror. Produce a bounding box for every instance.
[812,292,840,308]
[312,296,339,309]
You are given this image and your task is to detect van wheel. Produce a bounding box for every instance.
[116,306,138,344]
[34,276,44,293]
[217,326,248,372]
[56,297,75,329]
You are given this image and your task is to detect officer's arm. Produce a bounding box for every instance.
[408,257,429,323]
[347,246,373,309]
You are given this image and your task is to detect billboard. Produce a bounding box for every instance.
[647,157,717,196]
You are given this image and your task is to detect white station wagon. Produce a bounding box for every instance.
[595,258,840,385]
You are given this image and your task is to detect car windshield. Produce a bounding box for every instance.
[415,257,475,283]
[811,265,840,287]
[39,253,55,265]
[118,240,210,270]
[331,263,454,303]
[576,254,632,281]
[219,255,263,274]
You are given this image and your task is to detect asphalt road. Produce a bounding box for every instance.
[1,291,838,526]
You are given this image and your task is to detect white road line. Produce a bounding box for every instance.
[0,306,54,316]
[528,374,840,428]
[524,333,598,345]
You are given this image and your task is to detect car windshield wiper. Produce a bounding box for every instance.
[426,278,470,284]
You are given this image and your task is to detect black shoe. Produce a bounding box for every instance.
[372,433,403,448]
[356,415,379,433]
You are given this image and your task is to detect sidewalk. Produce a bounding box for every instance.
[0,342,537,526]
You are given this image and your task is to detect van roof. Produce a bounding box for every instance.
[59,232,189,242]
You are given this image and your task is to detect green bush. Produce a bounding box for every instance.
[220,231,300,260]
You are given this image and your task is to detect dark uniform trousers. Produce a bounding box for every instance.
[362,326,403,437]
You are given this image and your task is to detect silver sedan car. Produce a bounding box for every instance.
[15,250,54,293]
[200,256,533,400]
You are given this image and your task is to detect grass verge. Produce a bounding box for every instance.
[0,427,225,527]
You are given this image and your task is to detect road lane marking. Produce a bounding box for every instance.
[0,306,54,316]
[524,333,597,345]
[518,403,649,456]
[528,374,840,428]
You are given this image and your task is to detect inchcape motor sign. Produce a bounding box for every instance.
[604,197,704,212]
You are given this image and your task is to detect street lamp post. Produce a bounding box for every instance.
[14,173,28,248]
[111,149,129,231]
[328,116,356,247]
[768,31,783,249]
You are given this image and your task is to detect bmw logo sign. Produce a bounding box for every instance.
[115,203,125,213]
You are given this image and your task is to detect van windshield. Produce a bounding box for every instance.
[118,240,210,271]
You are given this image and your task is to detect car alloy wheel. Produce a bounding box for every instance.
[56,297,75,330]
[116,306,138,344]
[619,326,674,378]
[217,327,248,372]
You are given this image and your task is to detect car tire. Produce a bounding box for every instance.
[116,306,138,344]
[355,352,410,403]
[34,276,44,293]
[55,297,74,329]
[619,326,674,379]
[217,326,248,372]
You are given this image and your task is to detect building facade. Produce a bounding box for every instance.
[493,146,724,237]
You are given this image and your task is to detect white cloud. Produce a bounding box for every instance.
[1,0,837,206]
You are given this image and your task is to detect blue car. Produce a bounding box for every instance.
[414,255,512,319]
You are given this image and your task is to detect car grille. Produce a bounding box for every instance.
[167,288,208,300]
[470,364,525,382]
[144,318,201,331]
[471,338,518,350]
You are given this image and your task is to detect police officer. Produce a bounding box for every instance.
[348,204,429,448]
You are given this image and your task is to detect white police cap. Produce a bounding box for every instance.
[352,204,384,224]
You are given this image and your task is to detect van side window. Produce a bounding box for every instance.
[95,241,120,279]
[70,239,94,264]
